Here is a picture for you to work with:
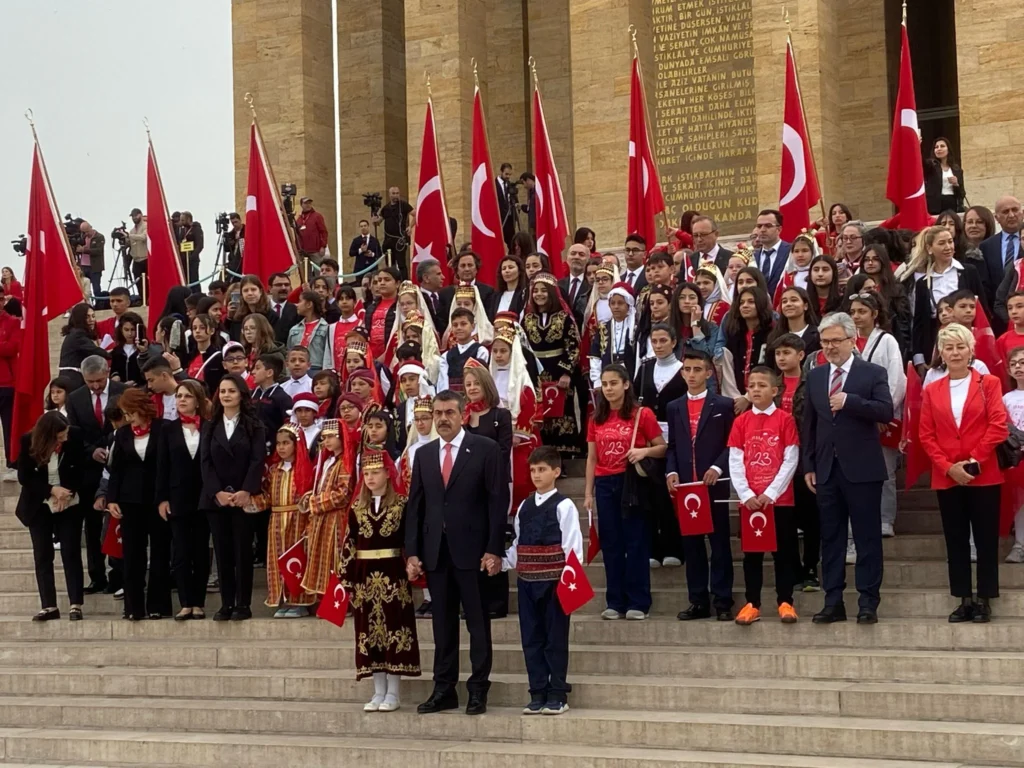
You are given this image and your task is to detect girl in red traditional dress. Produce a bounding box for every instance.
[396,395,436,618]
[694,264,731,327]
[490,327,540,510]
[312,369,341,420]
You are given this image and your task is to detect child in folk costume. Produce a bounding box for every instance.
[437,309,490,392]
[337,449,421,711]
[772,232,818,309]
[361,404,401,464]
[442,282,494,350]
[312,369,341,420]
[398,311,441,385]
[297,419,354,597]
[397,396,438,618]
[490,327,541,511]
[393,360,435,452]
[493,310,542,388]
[694,264,731,326]
[336,392,365,479]
[257,425,316,617]
[341,336,389,404]
[289,392,322,458]
[588,282,638,389]
[348,367,383,406]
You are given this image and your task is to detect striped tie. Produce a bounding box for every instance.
[829,368,844,397]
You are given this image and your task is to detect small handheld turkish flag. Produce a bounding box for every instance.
[585,507,601,565]
[277,537,308,601]
[542,382,566,418]
[101,519,123,559]
[673,481,714,537]
[879,419,903,450]
[740,503,777,553]
[557,550,594,614]
[316,571,350,627]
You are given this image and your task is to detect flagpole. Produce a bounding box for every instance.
[783,8,826,227]
[628,25,670,238]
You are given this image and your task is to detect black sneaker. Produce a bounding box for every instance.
[802,576,821,593]
[522,699,545,715]
[415,600,432,618]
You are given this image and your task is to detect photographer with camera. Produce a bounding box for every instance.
[347,218,381,284]
[75,221,105,299]
[373,187,413,280]
[178,212,203,295]
[296,197,328,266]
[497,163,517,250]
[222,213,244,275]
[123,208,149,294]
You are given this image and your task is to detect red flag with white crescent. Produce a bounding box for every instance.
[585,506,601,565]
[673,481,714,537]
[885,24,929,232]
[316,571,350,627]
[627,56,665,248]
[243,121,298,284]
[470,87,505,286]
[740,503,777,553]
[541,381,566,418]
[557,549,594,614]
[412,99,453,285]
[276,536,308,601]
[778,39,821,242]
[10,142,83,461]
[902,361,929,489]
[531,87,569,278]
[146,138,185,337]
[102,520,124,559]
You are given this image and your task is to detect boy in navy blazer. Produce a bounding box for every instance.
[665,350,736,621]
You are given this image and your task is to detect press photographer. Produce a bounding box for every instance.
[112,208,148,293]
[177,211,203,294]
[74,220,105,298]
[373,186,412,280]
[222,212,244,275]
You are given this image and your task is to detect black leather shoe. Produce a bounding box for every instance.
[213,606,234,622]
[716,609,734,621]
[856,610,878,624]
[417,690,459,714]
[230,606,253,621]
[32,609,59,622]
[677,604,711,621]
[812,604,847,624]
[972,597,991,623]
[69,608,83,621]
[949,598,975,623]
[83,581,108,595]
[466,693,487,715]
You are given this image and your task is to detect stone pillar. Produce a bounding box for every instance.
[337,0,407,269]
[955,0,1024,208]
[486,0,529,184]
[231,0,337,255]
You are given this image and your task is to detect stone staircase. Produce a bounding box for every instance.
[0,319,1020,766]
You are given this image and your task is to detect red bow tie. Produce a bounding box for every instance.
[180,414,201,427]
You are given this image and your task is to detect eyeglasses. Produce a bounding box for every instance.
[840,235,863,242]
[624,247,645,255]
[820,337,852,347]
[224,356,246,363]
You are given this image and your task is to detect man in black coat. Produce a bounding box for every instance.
[65,355,126,593]
[440,251,494,310]
[268,272,300,345]
[405,390,507,716]
[558,243,592,329]
[416,258,451,332]
[348,218,383,279]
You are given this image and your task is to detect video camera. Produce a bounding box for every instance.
[110,221,129,247]
[281,183,297,217]
[10,236,26,256]
[363,192,383,217]
[215,212,231,235]
[64,214,85,249]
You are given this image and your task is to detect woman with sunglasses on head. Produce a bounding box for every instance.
[851,249,912,361]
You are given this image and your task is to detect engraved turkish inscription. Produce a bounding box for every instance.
[652,0,757,233]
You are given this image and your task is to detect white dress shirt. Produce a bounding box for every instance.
[498,291,516,314]
[503,488,584,571]
[828,354,855,395]
[161,393,179,421]
[928,260,963,317]
[223,414,240,440]
[183,426,200,459]
[728,403,800,504]
[133,432,150,460]
[439,428,465,465]
[281,374,314,399]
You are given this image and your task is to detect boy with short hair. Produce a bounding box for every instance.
[290,392,322,456]
[727,366,801,625]
[253,354,292,455]
[96,286,132,350]
[503,446,582,715]
[335,286,361,337]
[437,308,489,392]
[142,358,181,421]
[281,346,314,399]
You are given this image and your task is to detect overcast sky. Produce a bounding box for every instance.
[0,1,234,286]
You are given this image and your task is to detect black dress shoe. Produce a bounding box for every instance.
[102,584,119,595]
[83,581,108,595]
[415,600,432,618]
[213,606,234,622]
[466,693,487,715]
[231,606,253,621]
[812,605,847,624]
[677,604,711,621]
[716,609,734,621]
[856,610,878,624]
[69,608,83,621]
[32,609,60,622]
[972,597,991,623]
[417,690,459,714]
[949,598,975,623]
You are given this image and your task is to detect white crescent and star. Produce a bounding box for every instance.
[471,164,496,238]
[333,582,346,610]
[779,123,807,207]
[245,194,257,213]
[285,557,303,575]
[560,565,576,586]
[749,510,768,537]
[683,493,702,519]
[628,140,652,195]
[899,109,926,199]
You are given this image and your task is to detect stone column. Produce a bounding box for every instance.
[232,0,337,254]
[486,0,529,183]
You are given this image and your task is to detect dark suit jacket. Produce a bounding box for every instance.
[58,330,110,390]
[924,162,966,215]
[486,286,527,321]
[155,421,203,515]
[199,416,267,510]
[404,431,505,571]
[802,356,894,484]
[558,275,591,328]
[994,258,1023,331]
[440,282,494,315]
[690,246,732,276]
[106,420,164,506]
[66,381,127,490]
[622,268,647,296]
[420,289,451,333]
[755,241,791,297]
[272,302,300,345]
[665,393,734,486]
[348,234,382,270]
[253,384,293,456]
[981,233,1021,306]
[15,431,84,527]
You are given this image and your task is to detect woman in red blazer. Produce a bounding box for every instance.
[919,322,1008,624]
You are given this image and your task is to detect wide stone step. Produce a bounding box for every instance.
[2,666,1023,724]
[0,696,1021,765]
[0,727,967,768]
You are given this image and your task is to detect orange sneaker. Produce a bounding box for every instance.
[778,602,798,623]
[734,603,760,625]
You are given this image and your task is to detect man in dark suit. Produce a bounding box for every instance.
[803,313,893,625]
[689,215,733,275]
[439,251,494,310]
[268,272,299,345]
[65,355,126,593]
[496,163,516,250]
[558,243,592,328]
[752,209,790,297]
[405,390,507,716]
[981,195,1023,313]
[665,350,736,620]
[416,258,451,331]
[622,233,649,294]
[347,218,383,279]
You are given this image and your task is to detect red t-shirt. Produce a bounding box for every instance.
[587,406,662,476]
[686,397,703,438]
[369,298,395,360]
[780,376,800,414]
[727,407,800,506]
[854,336,868,353]
[998,328,1024,368]
[299,320,320,348]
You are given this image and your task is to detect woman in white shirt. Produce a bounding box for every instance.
[488,255,527,320]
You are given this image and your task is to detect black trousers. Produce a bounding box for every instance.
[120,503,172,618]
[207,507,255,609]
[480,569,510,617]
[794,475,820,579]
[426,535,492,696]
[650,482,683,563]
[743,505,799,608]
[252,508,271,564]
[28,505,84,608]
[680,486,734,611]
[517,579,571,703]
[82,488,107,585]
[0,386,13,466]
[937,484,1000,599]
[170,511,210,609]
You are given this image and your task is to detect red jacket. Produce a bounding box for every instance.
[0,312,22,387]
[296,210,329,254]
[918,370,1008,489]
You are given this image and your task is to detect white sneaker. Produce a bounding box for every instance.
[625,610,648,621]
[649,559,661,569]
[970,543,977,563]
[53,541,61,552]
[1006,543,1024,564]
[601,608,624,620]
[2,468,17,482]
[845,540,857,565]
[363,695,384,712]
[662,557,682,568]
[881,523,895,538]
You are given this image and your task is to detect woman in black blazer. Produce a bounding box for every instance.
[108,311,146,387]
[487,255,528,321]
[200,373,267,621]
[156,380,212,621]
[58,303,107,390]
[463,362,514,618]
[924,137,966,215]
[16,412,85,621]
[106,388,170,621]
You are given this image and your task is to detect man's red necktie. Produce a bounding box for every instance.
[93,393,103,424]
[441,443,453,486]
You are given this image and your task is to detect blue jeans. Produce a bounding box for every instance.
[595,473,651,613]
